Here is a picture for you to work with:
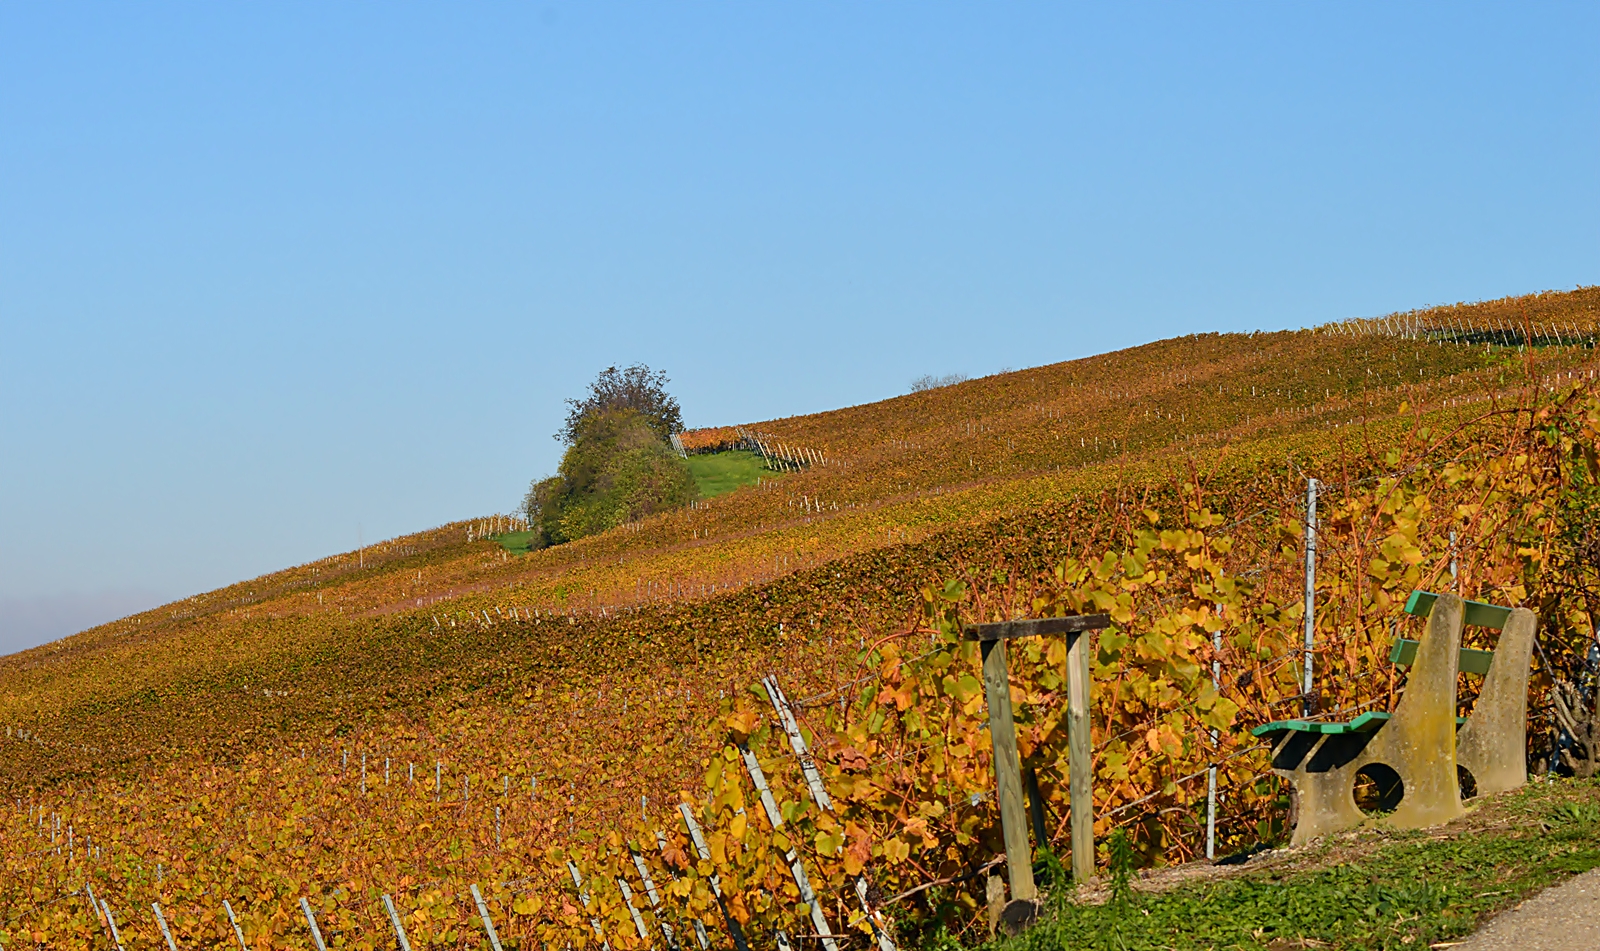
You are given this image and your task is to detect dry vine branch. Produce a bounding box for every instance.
[1551,680,1600,778]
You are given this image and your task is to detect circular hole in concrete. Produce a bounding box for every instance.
[1353,763,1404,814]
[1458,764,1478,800]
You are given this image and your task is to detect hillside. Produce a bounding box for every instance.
[3,287,1599,949]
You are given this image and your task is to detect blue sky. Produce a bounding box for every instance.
[1,3,1595,654]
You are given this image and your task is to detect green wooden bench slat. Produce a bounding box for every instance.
[1403,590,1513,630]
[1251,711,1466,738]
[1388,638,1496,675]
[1251,711,1392,737]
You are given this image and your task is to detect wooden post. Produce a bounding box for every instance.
[1302,477,1318,716]
[680,804,752,951]
[1023,767,1048,851]
[737,743,840,951]
[471,884,506,951]
[984,872,1005,936]
[978,636,1035,902]
[223,900,250,950]
[299,898,327,951]
[382,894,414,951]
[1066,626,1094,885]
[966,614,1108,895]
[1206,626,1221,861]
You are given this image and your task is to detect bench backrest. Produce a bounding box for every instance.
[1390,590,1512,676]
[1403,590,1512,629]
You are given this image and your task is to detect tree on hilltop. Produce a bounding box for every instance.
[560,364,684,445]
[525,366,695,548]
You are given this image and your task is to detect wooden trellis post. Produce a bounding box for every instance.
[680,804,752,951]
[966,613,1109,906]
[299,898,327,951]
[1066,616,1096,886]
[762,677,896,951]
[567,861,613,951]
[382,894,414,951]
[737,742,841,951]
[223,899,249,951]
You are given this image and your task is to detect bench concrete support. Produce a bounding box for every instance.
[1456,606,1536,798]
[1273,593,1466,845]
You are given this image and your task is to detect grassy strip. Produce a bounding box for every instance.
[493,529,540,553]
[687,449,772,497]
[994,779,1600,951]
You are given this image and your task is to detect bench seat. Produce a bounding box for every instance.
[1251,711,1468,740]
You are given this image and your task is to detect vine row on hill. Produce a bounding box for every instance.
[6,378,1598,949]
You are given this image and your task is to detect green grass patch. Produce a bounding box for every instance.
[493,530,539,554]
[686,450,773,499]
[990,779,1600,951]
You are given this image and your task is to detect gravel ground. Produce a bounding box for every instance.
[1453,868,1600,950]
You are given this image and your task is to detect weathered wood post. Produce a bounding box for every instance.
[1066,617,1096,885]
[223,900,250,951]
[1024,767,1048,851]
[382,894,414,951]
[966,613,1108,907]
[736,742,841,951]
[1302,477,1318,716]
[680,804,752,951]
[470,885,506,951]
[975,632,1034,903]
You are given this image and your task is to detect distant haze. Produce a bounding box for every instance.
[0,591,167,658]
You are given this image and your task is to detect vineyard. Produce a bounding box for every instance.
[3,288,1600,949]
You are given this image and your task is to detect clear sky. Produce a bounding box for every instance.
[1,3,1595,654]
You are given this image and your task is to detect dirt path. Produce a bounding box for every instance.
[1453,868,1600,950]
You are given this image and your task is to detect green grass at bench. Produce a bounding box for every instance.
[686,449,773,499]
[993,779,1600,951]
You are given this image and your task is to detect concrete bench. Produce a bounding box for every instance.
[1251,591,1535,845]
